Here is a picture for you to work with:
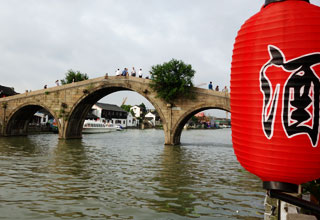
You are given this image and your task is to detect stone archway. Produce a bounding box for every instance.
[62,84,168,140]
[170,105,230,145]
[5,103,59,136]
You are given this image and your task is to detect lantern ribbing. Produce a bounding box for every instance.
[231,0,320,192]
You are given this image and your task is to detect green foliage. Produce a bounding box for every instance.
[138,103,147,113]
[61,69,89,85]
[130,109,135,116]
[2,102,8,109]
[138,103,147,119]
[61,103,68,108]
[191,116,199,124]
[121,104,132,112]
[149,59,195,103]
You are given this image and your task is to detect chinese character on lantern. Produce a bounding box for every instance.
[260,45,320,147]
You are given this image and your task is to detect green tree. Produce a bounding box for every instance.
[138,103,147,115]
[191,115,199,124]
[121,104,132,112]
[61,69,89,85]
[149,59,195,103]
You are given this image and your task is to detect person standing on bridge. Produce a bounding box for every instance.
[222,86,228,92]
[115,68,120,76]
[138,68,143,78]
[215,85,219,91]
[121,68,128,77]
[208,82,213,90]
[131,67,136,77]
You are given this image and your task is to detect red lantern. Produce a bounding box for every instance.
[231,0,320,192]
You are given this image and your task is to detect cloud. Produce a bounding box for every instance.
[1,0,319,112]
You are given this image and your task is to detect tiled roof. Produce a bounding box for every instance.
[0,85,18,96]
[95,103,127,112]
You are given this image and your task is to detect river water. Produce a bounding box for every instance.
[0,129,265,219]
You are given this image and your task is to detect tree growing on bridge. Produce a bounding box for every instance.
[149,59,195,103]
[61,69,89,85]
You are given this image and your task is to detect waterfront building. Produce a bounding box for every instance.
[86,111,99,120]
[91,103,128,127]
[185,112,231,129]
[213,117,231,127]
[130,105,142,118]
[145,112,156,126]
[29,109,54,132]
[194,112,212,128]
[30,112,48,126]
[30,109,53,126]
[126,112,138,127]
[0,85,18,97]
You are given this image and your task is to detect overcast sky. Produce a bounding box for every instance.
[1,0,320,114]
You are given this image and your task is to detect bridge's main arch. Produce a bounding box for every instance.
[63,81,168,139]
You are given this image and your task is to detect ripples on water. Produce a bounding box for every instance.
[0,129,265,219]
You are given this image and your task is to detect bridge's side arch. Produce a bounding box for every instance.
[5,102,60,136]
[171,104,230,145]
[63,83,168,139]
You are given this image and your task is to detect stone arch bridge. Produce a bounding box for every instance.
[0,76,230,145]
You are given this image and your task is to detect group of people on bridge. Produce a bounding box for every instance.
[208,81,228,92]
[112,67,148,79]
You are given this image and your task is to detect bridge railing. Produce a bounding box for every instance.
[0,75,229,103]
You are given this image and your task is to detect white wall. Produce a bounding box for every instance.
[130,106,141,118]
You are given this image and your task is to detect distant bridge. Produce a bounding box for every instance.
[0,76,230,145]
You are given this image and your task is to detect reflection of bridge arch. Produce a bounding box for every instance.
[170,103,230,145]
[0,76,230,145]
[5,102,59,136]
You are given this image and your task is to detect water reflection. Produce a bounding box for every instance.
[44,139,92,204]
[0,129,264,219]
[144,140,264,219]
[150,145,198,217]
[0,135,49,156]
[49,139,89,176]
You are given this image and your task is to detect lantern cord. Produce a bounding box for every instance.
[268,190,320,214]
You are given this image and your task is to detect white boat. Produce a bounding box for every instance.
[116,125,123,131]
[82,120,118,133]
